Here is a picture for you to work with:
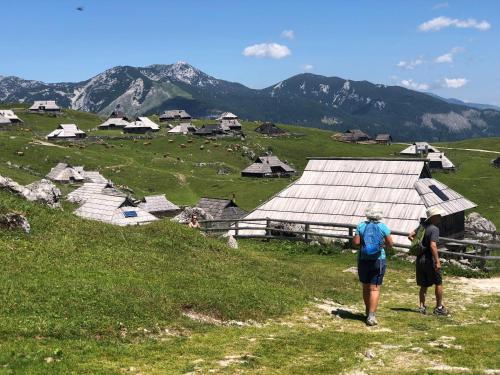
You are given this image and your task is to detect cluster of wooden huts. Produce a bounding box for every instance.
[339,129,393,145]
[167,111,243,137]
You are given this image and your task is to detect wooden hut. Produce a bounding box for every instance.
[241,156,295,178]
[46,163,84,184]
[375,134,392,145]
[194,124,224,136]
[255,122,286,135]
[168,123,198,135]
[138,195,181,217]
[159,110,192,122]
[195,197,246,221]
[29,100,60,113]
[74,194,158,226]
[123,117,160,133]
[98,117,131,129]
[340,129,371,142]
[109,104,129,120]
[47,124,86,140]
[235,157,476,245]
[0,110,23,124]
[492,157,500,168]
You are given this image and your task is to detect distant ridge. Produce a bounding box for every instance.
[1,61,500,141]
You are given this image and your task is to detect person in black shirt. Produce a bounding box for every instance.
[408,207,449,316]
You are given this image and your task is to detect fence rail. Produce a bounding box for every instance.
[200,218,500,265]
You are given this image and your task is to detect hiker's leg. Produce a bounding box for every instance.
[362,283,370,313]
[419,286,427,307]
[368,284,380,313]
[435,284,443,307]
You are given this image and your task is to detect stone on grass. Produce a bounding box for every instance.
[171,207,213,224]
[227,235,238,249]
[465,212,496,240]
[0,175,61,208]
[0,213,30,233]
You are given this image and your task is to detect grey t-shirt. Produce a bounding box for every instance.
[421,223,440,258]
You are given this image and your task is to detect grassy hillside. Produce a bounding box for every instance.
[1,190,499,374]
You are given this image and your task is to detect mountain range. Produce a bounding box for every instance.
[1,61,500,141]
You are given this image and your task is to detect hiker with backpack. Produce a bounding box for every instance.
[408,207,449,316]
[352,205,393,326]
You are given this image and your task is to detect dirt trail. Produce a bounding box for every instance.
[30,140,67,149]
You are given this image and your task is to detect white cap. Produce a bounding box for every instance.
[425,207,444,221]
[365,205,384,221]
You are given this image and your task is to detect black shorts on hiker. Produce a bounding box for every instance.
[358,259,386,285]
[416,256,442,287]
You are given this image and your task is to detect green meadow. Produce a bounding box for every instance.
[0,107,499,373]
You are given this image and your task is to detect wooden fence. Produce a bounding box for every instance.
[200,217,500,267]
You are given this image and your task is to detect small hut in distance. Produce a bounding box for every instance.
[255,122,286,135]
[492,157,500,168]
[375,134,393,145]
[242,156,295,178]
[29,100,61,113]
[0,109,23,124]
[340,129,371,143]
[159,110,192,122]
[47,124,86,140]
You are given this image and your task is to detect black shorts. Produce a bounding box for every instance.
[358,259,386,285]
[416,256,442,287]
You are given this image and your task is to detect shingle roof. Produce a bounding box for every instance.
[160,110,191,119]
[74,194,158,226]
[0,109,23,123]
[242,156,295,175]
[47,124,86,139]
[99,117,131,128]
[67,182,125,204]
[0,115,11,125]
[255,122,286,135]
[29,100,60,110]
[195,198,246,220]
[375,134,392,141]
[168,123,198,134]
[46,163,84,183]
[138,195,180,214]
[427,152,455,170]
[217,112,238,120]
[400,142,440,155]
[237,158,475,245]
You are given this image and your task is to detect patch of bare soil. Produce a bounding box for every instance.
[449,277,500,296]
[30,140,66,148]
[181,308,260,327]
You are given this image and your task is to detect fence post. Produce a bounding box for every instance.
[305,223,310,243]
[348,227,353,247]
[265,218,271,241]
[234,220,239,237]
[479,245,487,269]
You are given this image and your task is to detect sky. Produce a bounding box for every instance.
[2,0,499,105]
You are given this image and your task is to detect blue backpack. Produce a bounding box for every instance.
[361,221,384,259]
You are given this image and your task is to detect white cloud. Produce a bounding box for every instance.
[302,64,314,71]
[400,79,430,91]
[281,30,295,40]
[397,58,424,70]
[242,43,291,59]
[419,16,491,32]
[435,46,465,63]
[443,77,469,88]
[432,2,449,10]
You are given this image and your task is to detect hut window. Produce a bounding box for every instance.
[123,211,138,218]
[429,184,449,201]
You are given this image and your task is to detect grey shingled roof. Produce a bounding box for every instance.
[242,156,295,175]
[74,194,158,226]
[375,134,392,141]
[195,198,246,220]
[46,163,84,183]
[139,195,180,214]
[255,122,286,135]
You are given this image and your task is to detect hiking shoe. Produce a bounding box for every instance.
[416,306,427,315]
[433,306,449,316]
[366,315,378,326]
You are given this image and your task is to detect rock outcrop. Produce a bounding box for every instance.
[465,212,497,240]
[0,212,31,233]
[171,207,213,224]
[0,175,61,208]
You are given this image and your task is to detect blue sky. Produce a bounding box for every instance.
[3,0,499,104]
